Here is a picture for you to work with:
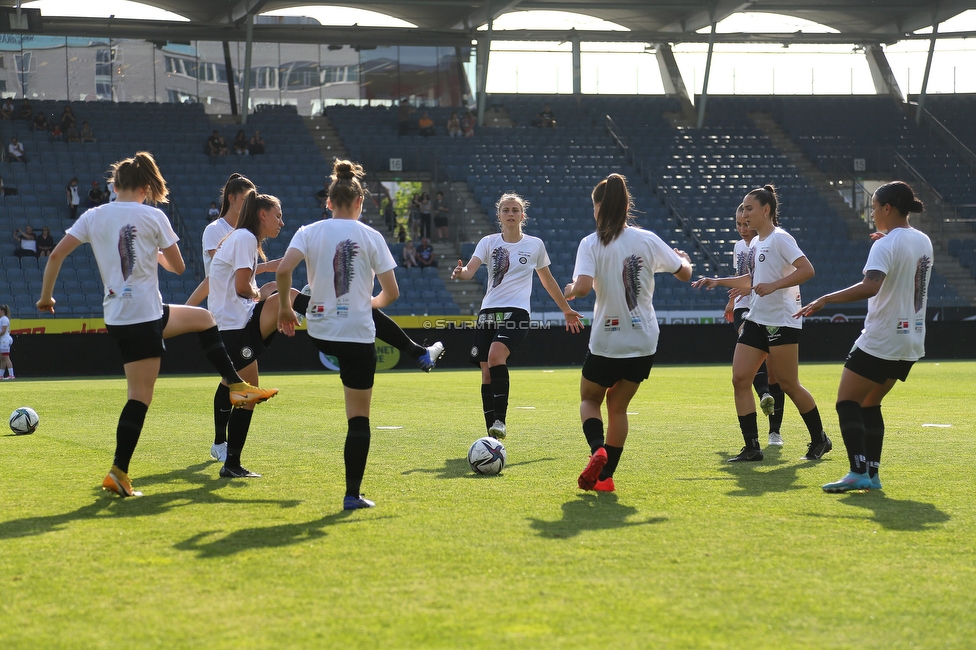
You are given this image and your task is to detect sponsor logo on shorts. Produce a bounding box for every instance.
[765,325,781,342]
[470,345,479,358]
[241,346,253,359]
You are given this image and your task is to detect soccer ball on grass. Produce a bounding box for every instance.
[468,436,506,475]
[9,407,39,435]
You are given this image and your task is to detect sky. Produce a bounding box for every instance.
[20,1,976,96]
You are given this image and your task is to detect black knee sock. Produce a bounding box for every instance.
[600,445,623,480]
[489,365,510,424]
[862,405,884,478]
[738,413,759,448]
[225,408,254,468]
[114,399,149,474]
[213,383,231,445]
[373,309,425,359]
[293,292,310,316]
[768,382,785,433]
[753,361,770,396]
[799,406,825,443]
[836,400,866,473]
[198,326,243,384]
[583,418,605,454]
[344,416,371,497]
[481,384,494,433]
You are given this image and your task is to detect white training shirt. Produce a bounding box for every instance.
[574,227,684,358]
[208,228,259,331]
[855,227,933,361]
[67,201,179,326]
[0,314,11,346]
[732,238,754,311]
[202,217,235,277]
[287,218,396,344]
[472,233,551,312]
[746,227,806,329]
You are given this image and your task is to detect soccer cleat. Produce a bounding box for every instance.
[594,476,616,492]
[297,284,311,326]
[210,442,227,462]
[219,465,262,478]
[102,466,142,497]
[759,393,775,416]
[800,435,833,461]
[767,432,784,446]
[578,447,609,490]
[228,382,278,407]
[417,341,445,372]
[343,494,375,510]
[727,446,764,462]
[2,375,13,380]
[822,471,872,493]
[488,419,507,440]
[869,474,883,490]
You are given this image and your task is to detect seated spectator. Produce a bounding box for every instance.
[534,104,556,128]
[397,101,415,136]
[0,98,13,120]
[32,111,49,133]
[0,175,15,196]
[446,112,461,137]
[60,105,77,133]
[462,111,476,137]
[65,124,80,142]
[7,137,26,163]
[13,226,37,258]
[416,237,438,268]
[248,130,266,155]
[208,201,220,221]
[80,121,96,142]
[418,111,435,136]
[205,130,228,156]
[87,181,103,209]
[402,240,418,268]
[17,99,32,121]
[233,129,249,155]
[315,181,329,209]
[36,227,55,257]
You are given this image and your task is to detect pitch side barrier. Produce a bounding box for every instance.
[9,321,976,377]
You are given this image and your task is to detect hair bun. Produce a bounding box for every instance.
[334,162,354,180]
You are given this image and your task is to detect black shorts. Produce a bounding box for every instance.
[106,305,171,364]
[312,339,376,390]
[582,352,654,387]
[845,346,915,384]
[469,308,530,365]
[737,319,800,352]
[434,215,449,228]
[732,308,749,335]
[220,300,275,371]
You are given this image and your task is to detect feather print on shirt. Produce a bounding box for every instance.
[735,248,751,276]
[622,255,643,312]
[490,246,510,288]
[914,255,931,314]
[118,224,137,281]
[333,239,359,298]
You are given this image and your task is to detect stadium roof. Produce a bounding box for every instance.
[4,1,976,47]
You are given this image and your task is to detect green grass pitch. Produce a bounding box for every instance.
[1,361,974,648]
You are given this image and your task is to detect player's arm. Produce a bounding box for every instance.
[795,269,884,318]
[235,267,259,300]
[276,247,303,336]
[537,265,583,332]
[185,276,209,306]
[372,269,399,310]
[37,234,82,313]
[451,256,482,281]
[754,256,814,297]
[691,273,751,290]
[672,249,693,282]
[256,257,281,274]
[159,243,186,275]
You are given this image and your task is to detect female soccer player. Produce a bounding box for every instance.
[206,189,312,479]
[0,304,14,379]
[451,192,584,440]
[276,159,398,510]
[725,204,784,445]
[37,152,278,497]
[564,174,692,491]
[693,185,830,463]
[795,181,932,492]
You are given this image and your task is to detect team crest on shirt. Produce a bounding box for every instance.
[241,346,254,359]
[519,256,528,264]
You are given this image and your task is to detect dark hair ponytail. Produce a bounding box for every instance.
[218,173,256,219]
[111,151,168,205]
[234,189,281,262]
[592,173,633,245]
[746,184,779,226]
[329,159,366,209]
[874,181,924,216]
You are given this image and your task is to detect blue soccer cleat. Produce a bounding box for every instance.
[343,495,375,510]
[869,473,883,490]
[822,471,872,493]
[417,341,445,372]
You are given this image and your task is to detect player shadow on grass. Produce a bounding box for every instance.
[0,463,301,540]
[402,456,556,480]
[826,492,950,532]
[526,493,667,539]
[713,446,812,497]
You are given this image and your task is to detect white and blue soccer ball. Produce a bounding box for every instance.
[468,436,506,475]
[9,407,39,435]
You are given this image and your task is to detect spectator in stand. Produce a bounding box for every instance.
[248,130,265,155]
[447,112,461,138]
[233,129,249,155]
[64,122,80,142]
[397,101,414,136]
[13,225,38,258]
[382,195,396,233]
[418,111,435,136]
[434,191,450,242]
[66,177,82,219]
[315,180,329,209]
[418,192,433,239]
[36,227,55,257]
[208,201,220,221]
[408,193,422,241]
[8,137,26,163]
[17,98,33,121]
[462,111,476,137]
[206,130,229,156]
[416,237,438,268]
[0,175,15,196]
[402,239,418,268]
[0,98,13,120]
[534,104,556,128]
[87,181,103,209]
[32,110,50,133]
[80,121,96,142]
[60,105,77,133]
